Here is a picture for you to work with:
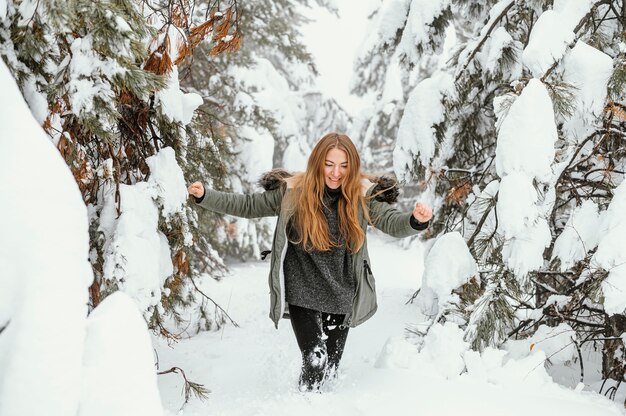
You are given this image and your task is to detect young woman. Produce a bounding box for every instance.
[188,133,432,391]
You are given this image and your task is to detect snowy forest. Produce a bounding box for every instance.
[1,0,626,415]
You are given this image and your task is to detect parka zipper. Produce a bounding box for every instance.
[364,259,373,276]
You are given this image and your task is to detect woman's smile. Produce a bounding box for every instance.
[324,148,348,189]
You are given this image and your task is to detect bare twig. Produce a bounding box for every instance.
[406,288,421,305]
[158,366,210,405]
[573,339,585,383]
[189,276,240,327]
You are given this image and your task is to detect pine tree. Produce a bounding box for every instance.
[0,0,244,334]
[350,0,451,172]
[357,0,626,387]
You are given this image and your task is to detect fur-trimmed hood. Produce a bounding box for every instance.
[257,169,400,204]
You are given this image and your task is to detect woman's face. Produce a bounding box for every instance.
[324,147,348,189]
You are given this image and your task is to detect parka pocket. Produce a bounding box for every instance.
[363,259,376,291]
[350,259,378,326]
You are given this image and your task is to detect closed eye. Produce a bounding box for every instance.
[326,163,348,167]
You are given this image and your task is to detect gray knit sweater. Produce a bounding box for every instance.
[283,186,354,314]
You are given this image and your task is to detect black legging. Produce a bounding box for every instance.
[288,304,350,391]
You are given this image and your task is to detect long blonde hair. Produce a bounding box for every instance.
[287,133,368,253]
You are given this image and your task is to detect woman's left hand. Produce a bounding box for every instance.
[413,202,433,223]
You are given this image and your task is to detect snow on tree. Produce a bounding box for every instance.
[99,147,188,315]
[551,200,600,271]
[0,58,164,416]
[593,180,626,316]
[351,0,452,171]
[495,79,556,280]
[416,231,477,319]
[0,0,223,333]
[393,71,455,183]
[356,0,626,390]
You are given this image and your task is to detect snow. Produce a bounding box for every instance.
[552,200,601,271]
[478,26,522,79]
[497,171,541,238]
[396,0,451,63]
[0,58,91,416]
[156,234,624,416]
[231,56,320,169]
[215,124,274,261]
[380,58,403,106]
[495,79,557,181]
[374,336,416,369]
[3,1,626,413]
[145,147,189,223]
[282,139,310,172]
[236,125,275,182]
[417,232,478,316]
[495,79,557,280]
[419,322,469,378]
[593,180,626,315]
[456,0,515,75]
[22,76,48,124]
[463,347,507,381]
[233,58,305,139]
[0,57,166,416]
[530,323,577,365]
[114,16,131,33]
[68,36,121,115]
[79,292,164,416]
[393,71,455,182]
[15,0,37,27]
[522,0,595,78]
[502,322,578,367]
[562,41,613,141]
[101,181,167,311]
[502,216,552,278]
[157,66,203,125]
[378,322,472,380]
[358,0,411,56]
[100,148,186,314]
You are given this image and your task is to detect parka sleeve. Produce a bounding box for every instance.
[195,187,284,218]
[367,198,425,238]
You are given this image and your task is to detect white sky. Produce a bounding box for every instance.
[299,0,379,115]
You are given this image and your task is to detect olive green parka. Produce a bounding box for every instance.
[196,170,427,328]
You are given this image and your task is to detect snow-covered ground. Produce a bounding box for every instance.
[156,233,624,416]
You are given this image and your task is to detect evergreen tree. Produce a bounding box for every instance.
[357,0,626,387]
[0,0,244,334]
[350,0,451,172]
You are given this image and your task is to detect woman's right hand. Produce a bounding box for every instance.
[187,181,205,198]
